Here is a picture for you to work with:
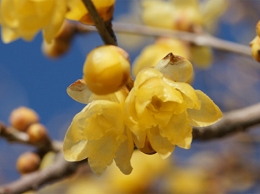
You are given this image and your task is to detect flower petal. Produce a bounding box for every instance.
[63,105,91,161]
[148,126,175,159]
[164,79,201,109]
[187,90,222,127]
[160,111,192,149]
[67,79,93,104]
[87,132,126,175]
[114,128,134,175]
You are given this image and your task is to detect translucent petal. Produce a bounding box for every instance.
[66,0,87,21]
[164,79,201,109]
[187,90,222,127]
[155,53,193,83]
[114,128,134,175]
[1,27,20,43]
[67,79,93,104]
[160,111,192,149]
[63,106,90,161]
[172,0,199,10]
[87,132,126,175]
[43,1,66,43]
[85,101,125,140]
[148,126,175,159]
[134,68,163,89]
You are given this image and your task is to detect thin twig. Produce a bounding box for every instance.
[81,0,117,45]
[78,22,251,57]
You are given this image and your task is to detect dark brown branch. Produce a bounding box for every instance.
[0,153,87,194]
[78,22,251,57]
[193,102,260,140]
[81,0,117,45]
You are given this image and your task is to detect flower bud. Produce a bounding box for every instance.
[256,21,260,37]
[16,152,40,174]
[9,107,39,132]
[27,123,48,143]
[250,36,260,62]
[42,21,75,58]
[154,53,193,83]
[83,45,131,95]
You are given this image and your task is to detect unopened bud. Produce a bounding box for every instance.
[83,45,131,95]
[250,36,260,62]
[155,53,193,83]
[9,107,39,132]
[27,123,48,143]
[16,152,40,174]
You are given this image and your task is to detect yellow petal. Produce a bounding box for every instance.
[148,126,175,159]
[63,105,91,161]
[114,128,134,175]
[134,68,163,88]
[160,111,192,149]
[164,79,201,109]
[1,27,19,43]
[187,90,222,127]
[43,1,66,43]
[87,132,126,175]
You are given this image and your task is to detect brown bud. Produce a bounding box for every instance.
[16,152,40,174]
[9,107,39,132]
[27,123,48,143]
[250,36,260,62]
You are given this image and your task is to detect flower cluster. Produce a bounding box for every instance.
[0,0,115,43]
[132,0,228,73]
[63,46,222,175]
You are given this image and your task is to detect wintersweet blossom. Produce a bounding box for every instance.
[132,38,190,77]
[0,0,116,43]
[141,0,228,68]
[63,81,133,175]
[0,0,70,43]
[125,54,222,158]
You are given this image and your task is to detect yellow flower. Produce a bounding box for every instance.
[132,38,190,77]
[125,64,222,158]
[0,0,72,43]
[63,85,134,175]
[66,0,115,25]
[141,0,228,68]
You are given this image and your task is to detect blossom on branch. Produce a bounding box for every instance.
[0,0,116,43]
[63,87,134,175]
[125,54,222,158]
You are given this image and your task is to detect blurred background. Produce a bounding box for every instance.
[1,0,260,193]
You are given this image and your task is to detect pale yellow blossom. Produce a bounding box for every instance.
[125,67,222,158]
[63,87,134,175]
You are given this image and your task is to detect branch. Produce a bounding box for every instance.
[193,102,260,140]
[81,0,117,45]
[79,22,251,57]
[0,123,62,153]
[0,153,88,194]
[1,102,260,193]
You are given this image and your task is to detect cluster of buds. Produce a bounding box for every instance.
[250,21,260,62]
[9,106,49,174]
